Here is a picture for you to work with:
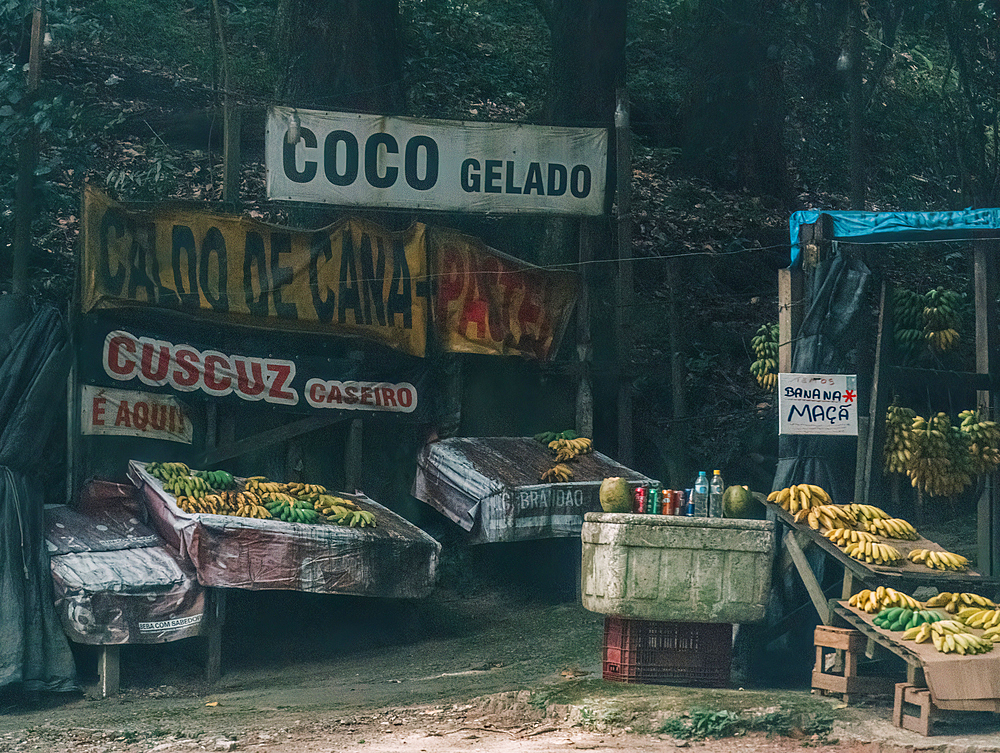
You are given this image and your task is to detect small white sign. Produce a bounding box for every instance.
[81,385,193,444]
[778,373,858,436]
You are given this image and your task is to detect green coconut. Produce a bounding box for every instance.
[722,484,765,519]
[599,477,632,513]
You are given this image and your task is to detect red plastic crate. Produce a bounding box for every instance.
[602,616,732,687]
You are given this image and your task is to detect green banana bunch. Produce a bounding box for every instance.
[533,429,578,444]
[749,323,779,392]
[193,468,236,490]
[959,409,1000,475]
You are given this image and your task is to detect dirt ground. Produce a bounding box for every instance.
[1,532,999,752]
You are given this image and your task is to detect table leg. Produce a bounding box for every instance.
[783,529,831,625]
[206,588,226,684]
[99,645,120,699]
[841,568,855,600]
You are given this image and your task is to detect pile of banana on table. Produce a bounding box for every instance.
[848,587,1000,655]
[533,430,594,482]
[144,461,376,527]
[767,483,969,571]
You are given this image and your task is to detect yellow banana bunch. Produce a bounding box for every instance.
[540,464,574,482]
[983,625,1000,643]
[286,481,327,498]
[956,607,1000,630]
[932,629,992,655]
[548,437,593,462]
[883,402,918,474]
[766,483,831,514]
[908,549,970,572]
[860,516,919,540]
[960,409,1000,476]
[793,503,857,531]
[824,528,876,546]
[922,286,963,354]
[843,540,904,566]
[848,586,920,613]
[145,461,192,481]
[906,412,972,498]
[314,494,359,516]
[925,591,992,612]
[246,478,290,494]
[235,501,272,519]
[844,503,890,522]
[175,495,218,515]
[902,619,989,654]
[749,323,779,392]
[162,473,209,499]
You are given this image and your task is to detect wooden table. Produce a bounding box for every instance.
[766,500,999,626]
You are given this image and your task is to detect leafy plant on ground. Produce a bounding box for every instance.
[659,707,833,741]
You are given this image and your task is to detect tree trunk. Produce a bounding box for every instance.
[542,0,626,128]
[279,0,405,115]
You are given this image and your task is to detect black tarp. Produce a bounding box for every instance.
[773,250,873,501]
[0,296,78,694]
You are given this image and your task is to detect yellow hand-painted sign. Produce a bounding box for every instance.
[81,185,431,357]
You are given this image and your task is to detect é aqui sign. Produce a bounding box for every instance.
[778,373,858,436]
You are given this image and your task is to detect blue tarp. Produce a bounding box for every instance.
[789,209,1000,266]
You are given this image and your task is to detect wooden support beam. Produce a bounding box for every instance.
[783,528,831,625]
[576,219,594,440]
[778,268,803,374]
[199,414,348,466]
[975,234,1000,577]
[614,88,633,465]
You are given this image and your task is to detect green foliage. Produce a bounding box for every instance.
[659,707,834,741]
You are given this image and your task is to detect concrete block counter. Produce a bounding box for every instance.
[580,513,775,623]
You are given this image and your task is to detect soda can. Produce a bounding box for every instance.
[648,484,661,515]
[684,489,694,516]
[672,489,683,515]
[661,489,673,515]
[633,485,648,514]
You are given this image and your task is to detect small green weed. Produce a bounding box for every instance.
[659,707,834,741]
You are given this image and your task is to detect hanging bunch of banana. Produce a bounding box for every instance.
[749,323,779,392]
[891,287,927,363]
[959,409,1000,475]
[883,402,917,474]
[906,412,972,498]
[922,286,962,353]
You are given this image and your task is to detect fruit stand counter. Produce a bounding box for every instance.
[833,601,1000,715]
[128,461,441,598]
[412,437,653,543]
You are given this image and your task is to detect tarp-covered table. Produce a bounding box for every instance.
[413,437,653,543]
[45,481,209,697]
[128,461,440,598]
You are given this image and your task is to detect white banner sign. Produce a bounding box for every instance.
[81,385,193,444]
[778,373,858,436]
[266,107,608,216]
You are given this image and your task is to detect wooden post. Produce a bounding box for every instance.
[345,418,363,492]
[205,588,225,684]
[974,234,1000,577]
[98,645,120,698]
[859,281,892,508]
[777,269,803,374]
[575,219,594,440]
[614,88,633,465]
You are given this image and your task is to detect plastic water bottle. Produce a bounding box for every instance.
[709,470,724,518]
[692,471,709,517]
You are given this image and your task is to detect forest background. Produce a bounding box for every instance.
[0,0,994,531]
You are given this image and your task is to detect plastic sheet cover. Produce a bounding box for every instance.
[50,546,205,645]
[0,300,78,694]
[129,461,441,597]
[413,437,653,544]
